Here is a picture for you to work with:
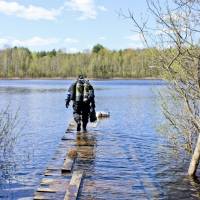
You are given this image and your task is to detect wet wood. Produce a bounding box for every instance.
[40,178,68,186]
[46,167,60,170]
[37,188,57,193]
[44,169,61,176]
[62,134,76,141]
[127,148,161,198]
[61,158,74,173]
[64,171,84,200]
[96,111,110,118]
[33,195,51,200]
[40,178,55,186]
[34,121,77,200]
[33,115,104,200]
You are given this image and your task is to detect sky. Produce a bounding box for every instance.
[0,0,150,52]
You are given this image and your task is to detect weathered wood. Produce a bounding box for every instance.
[33,195,51,200]
[37,188,57,193]
[44,168,62,176]
[62,135,76,141]
[34,117,100,200]
[44,172,61,176]
[61,158,74,173]
[46,167,60,170]
[64,171,84,200]
[96,111,110,118]
[40,178,55,185]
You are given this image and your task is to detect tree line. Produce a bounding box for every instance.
[0,45,160,79]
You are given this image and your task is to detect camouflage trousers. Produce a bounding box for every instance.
[73,102,90,127]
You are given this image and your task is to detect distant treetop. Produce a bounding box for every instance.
[92,44,105,53]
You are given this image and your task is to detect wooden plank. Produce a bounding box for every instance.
[40,178,55,185]
[37,188,57,193]
[61,158,74,173]
[44,172,61,176]
[64,171,84,200]
[46,167,60,170]
[44,169,61,176]
[33,195,51,200]
[62,135,76,141]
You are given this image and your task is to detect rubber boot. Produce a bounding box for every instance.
[77,123,81,132]
[82,123,87,132]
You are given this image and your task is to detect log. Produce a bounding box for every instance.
[96,111,110,118]
[64,171,84,200]
[188,134,200,176]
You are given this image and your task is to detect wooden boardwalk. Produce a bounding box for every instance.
[33,121,94,200]
[33,112,162,199]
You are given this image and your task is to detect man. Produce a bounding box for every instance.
[65,75,96,132]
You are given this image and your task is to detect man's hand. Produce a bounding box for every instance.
[65,99,70,108]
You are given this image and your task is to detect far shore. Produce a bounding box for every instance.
[0,77,163,81]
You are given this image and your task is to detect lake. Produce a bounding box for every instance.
[0,79,199,199]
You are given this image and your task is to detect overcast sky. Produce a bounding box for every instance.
[0,0,150,52]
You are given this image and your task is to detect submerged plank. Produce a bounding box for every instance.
[61,158,74,173]
[46,167,60,170]
[33,195,51,200]
[44,169,61,176]
[64,171,84,200]
[40,178,55,186]
[37,188,57,193]
[62,135,76,141]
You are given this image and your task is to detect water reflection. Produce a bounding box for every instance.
[0,87,66,94]
[75,131,97,200]
[75,131,97,169]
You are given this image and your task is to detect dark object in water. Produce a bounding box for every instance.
[90,108,97,122]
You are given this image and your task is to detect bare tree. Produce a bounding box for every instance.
[122,0,200,176]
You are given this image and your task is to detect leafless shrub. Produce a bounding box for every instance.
[121,0,200,176]
[0,106,20,156]
[0,106,21,182]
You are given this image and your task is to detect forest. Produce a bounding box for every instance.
[0,44,160,79]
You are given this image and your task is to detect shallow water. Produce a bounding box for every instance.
[0,79,199,199]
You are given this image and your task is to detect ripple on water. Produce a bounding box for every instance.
[0,80,200,200]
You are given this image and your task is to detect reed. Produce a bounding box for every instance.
[0,106,20,156]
